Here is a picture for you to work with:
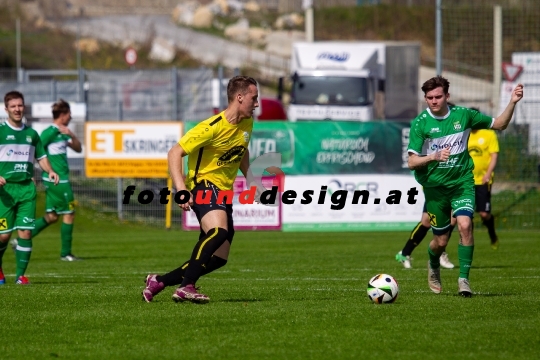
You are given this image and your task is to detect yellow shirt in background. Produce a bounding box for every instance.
[468,129,499,185]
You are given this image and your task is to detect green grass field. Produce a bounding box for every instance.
[1,206,539,359]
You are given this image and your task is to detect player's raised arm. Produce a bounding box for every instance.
[492,84,524,130]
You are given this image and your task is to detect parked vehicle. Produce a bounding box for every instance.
[281,41,420,121]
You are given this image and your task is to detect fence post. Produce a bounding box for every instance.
[51,80,57,101]
[172,66,178,120]
[218,65,224,112]
[493,5,502,116]
[78,68,85,103]
[117,101,124,221]
[435,0,443,75]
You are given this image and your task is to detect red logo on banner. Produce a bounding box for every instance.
[502,63,523,82]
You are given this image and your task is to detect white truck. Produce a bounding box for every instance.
[283,41,420,122]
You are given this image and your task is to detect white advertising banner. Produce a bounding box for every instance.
[281,174,424,231]
[183,176,282,231]
[500,53,540,154]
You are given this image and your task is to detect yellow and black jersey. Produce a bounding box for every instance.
[179,111,253,191]
[468,129,499,185]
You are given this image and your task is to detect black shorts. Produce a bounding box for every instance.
[191,180,234,240]
[475,184,492,213]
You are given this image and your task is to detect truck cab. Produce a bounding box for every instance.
[285,41,420,122]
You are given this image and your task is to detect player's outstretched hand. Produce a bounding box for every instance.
[434,148,451,162]
[512,84,524,104]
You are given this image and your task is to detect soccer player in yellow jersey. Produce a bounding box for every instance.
[142,76,260,303]
[468,127,500,249]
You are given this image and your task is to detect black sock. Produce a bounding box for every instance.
[157,255,229,287]
[448,224,455,239]
[181,227,228,287]
[402,222,430,256]
[483,215,497,242]
[156,260,189,287]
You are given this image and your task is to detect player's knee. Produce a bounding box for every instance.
[0,233,10,243]
[63,213,75,223]
[200,227,228,256]
[479,212,489,220]
[457,217,472,230]
[213,256,228,269]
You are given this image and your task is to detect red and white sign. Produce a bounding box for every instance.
[502,62,523,82]
[183,176,283,231]
[125,47,138,66]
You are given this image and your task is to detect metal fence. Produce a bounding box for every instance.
[2,0,540,230]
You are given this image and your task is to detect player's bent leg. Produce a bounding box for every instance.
[173,225,229,304]
[427,232,449,294]
[60,213,79,261]
[15,230,32,284]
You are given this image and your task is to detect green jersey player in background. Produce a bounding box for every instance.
[407,76,523,297]
[0,91,59,285]
[31,99,82,261]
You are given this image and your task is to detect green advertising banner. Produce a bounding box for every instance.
[184,121,410,175]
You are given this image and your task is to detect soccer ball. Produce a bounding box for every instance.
[367,274,399,304]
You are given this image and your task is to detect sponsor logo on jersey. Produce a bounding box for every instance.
[217,146,246,167]
[430,127,440,133]
[6,135,15,140]
[243,131,250,143]
[453,121,462,130]
[430,140,463,151]
[14,163,28,172]
[6,149,30,156]
[428,212,437,226]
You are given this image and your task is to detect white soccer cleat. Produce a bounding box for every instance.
[428,261,442,294]
[439,252,455,269]
[395,251,412,269]
[458,277,472,298]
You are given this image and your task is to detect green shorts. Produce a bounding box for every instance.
[423,180,475,235]
[44,181,75,214]
[0,180,37,233]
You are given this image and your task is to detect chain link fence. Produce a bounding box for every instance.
[1,0,539,229]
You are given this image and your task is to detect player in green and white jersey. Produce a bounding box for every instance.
[0,91,59,285]
[407,76,523,297]
[31,99,82,261]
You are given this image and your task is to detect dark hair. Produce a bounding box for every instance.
[227,76,257,103]
[4,91,24,108]
[421,76,450,95]
[52,99,71,119]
